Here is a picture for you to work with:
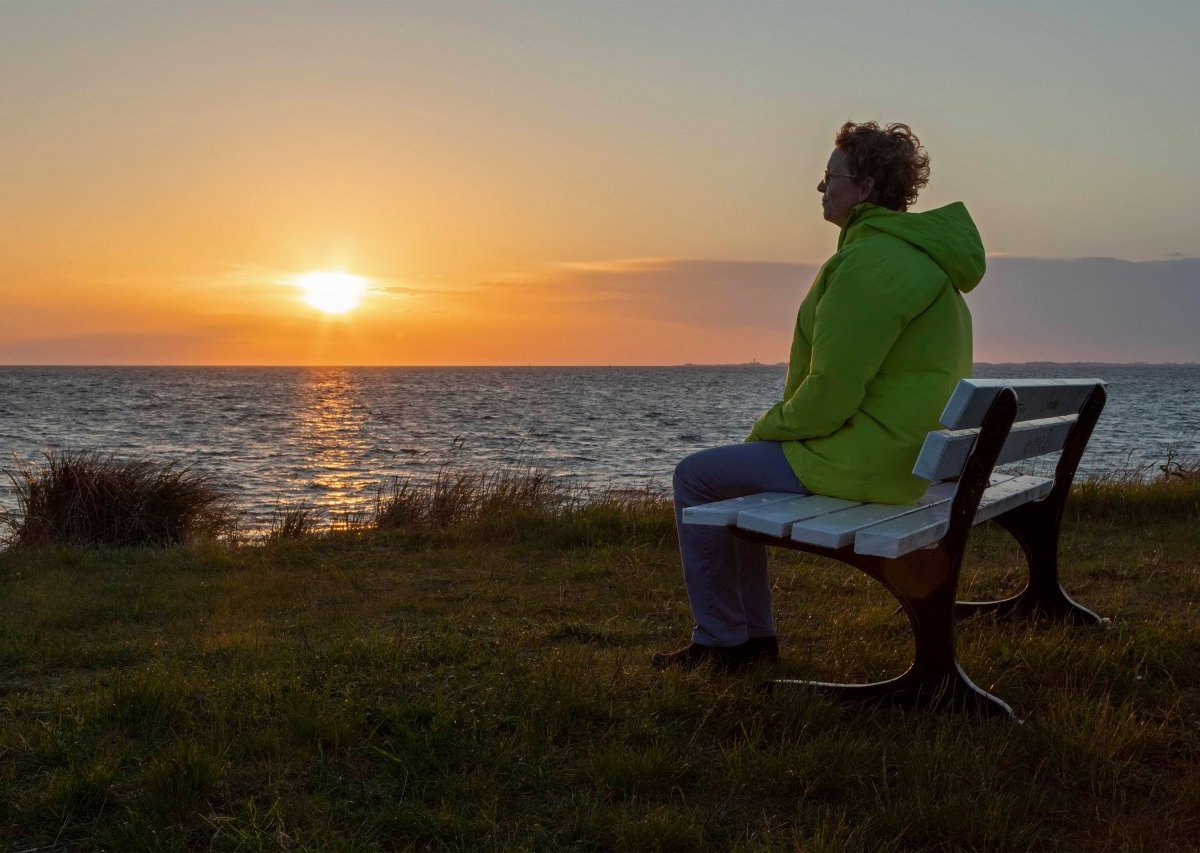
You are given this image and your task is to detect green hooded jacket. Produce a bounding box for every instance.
[747,201,984,504]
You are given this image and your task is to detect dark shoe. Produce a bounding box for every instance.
[745,635,780,664]
[650,642,716,671]
[651,636,779,673]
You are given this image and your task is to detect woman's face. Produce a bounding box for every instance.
[817,148,873,227]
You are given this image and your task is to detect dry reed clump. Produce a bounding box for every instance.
[1,450,240,549]
[1159,456,1200,481]
[372,465,572,531]
[266,501,325,541]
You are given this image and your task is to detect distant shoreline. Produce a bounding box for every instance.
[1,361,1198,370]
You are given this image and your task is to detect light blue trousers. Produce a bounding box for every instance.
[672,442,809,647]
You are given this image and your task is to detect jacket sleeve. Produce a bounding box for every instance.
[747,249,916,441]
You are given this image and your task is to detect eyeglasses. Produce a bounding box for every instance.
[822,169,857,185]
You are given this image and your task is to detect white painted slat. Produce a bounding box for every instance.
[853,475,1053,558]
[851,504,950,559]
[735,494,861,538]
[789,478,1011,549]
[971,475,1054,524]
[939,378,1103,430]
[913,416,1076,482]
[681,492,803,526]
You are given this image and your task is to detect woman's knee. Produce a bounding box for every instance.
[673,450,704,495]
[674,445,741,503]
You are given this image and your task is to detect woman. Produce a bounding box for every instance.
[654,121,985,672]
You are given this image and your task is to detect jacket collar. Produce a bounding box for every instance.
[836,203,886,250]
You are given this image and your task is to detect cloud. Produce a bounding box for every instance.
[375,285,434,296]
[3,256,1195,365]
[520,254,1200,363]
[553,257,684,273]
[456,280,537,292]
[0,331,219,364]
[972,257,1200,362]
[527,258,819,328]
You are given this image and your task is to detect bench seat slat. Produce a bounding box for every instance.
[913,416,1076,482]
[854,475,1054,558]
[735,494,861,538]
[971,475,1055,525]
[681,492,805,527]
[940,378,1104,430]
[788,476,1012,549]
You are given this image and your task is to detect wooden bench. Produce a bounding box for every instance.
[682,378,1107,717]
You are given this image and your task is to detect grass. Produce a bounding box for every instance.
[0,462,1198,849]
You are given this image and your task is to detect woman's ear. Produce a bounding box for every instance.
[856,175,876,203]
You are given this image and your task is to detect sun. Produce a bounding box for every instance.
[295,271,369,314]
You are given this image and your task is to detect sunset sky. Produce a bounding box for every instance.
[2,1,1198,365]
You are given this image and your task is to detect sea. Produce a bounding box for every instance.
[1,364,1196,531]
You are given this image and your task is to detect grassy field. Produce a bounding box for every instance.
[1,473,1198,850]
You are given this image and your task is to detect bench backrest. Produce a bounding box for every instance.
[913,378,1106,483]
[682,377,1106,559]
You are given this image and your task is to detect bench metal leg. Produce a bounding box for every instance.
[763,556,1015,719]
[956,500,1104,627]
[957,384,1106,627]
[764,664,1013,718]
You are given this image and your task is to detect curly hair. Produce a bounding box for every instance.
[834,121,930,211]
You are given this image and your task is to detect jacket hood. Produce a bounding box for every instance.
[838,202,986,293]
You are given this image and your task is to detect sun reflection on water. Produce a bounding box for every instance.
[296,369,375,521]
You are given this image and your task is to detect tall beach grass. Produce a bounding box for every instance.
[1,449,239,549]
[0,447,674,550]
[3,446,1196,551]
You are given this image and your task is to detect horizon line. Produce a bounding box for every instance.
[2,361,1197,369]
